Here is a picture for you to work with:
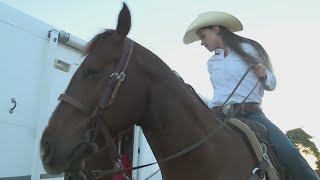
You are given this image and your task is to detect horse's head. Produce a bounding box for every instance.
[40,3,147,175]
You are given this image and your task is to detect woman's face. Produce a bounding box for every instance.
[197,26,221,52]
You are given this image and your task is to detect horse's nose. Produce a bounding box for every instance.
[41,138,52,162]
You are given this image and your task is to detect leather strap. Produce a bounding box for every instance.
[58,94,90,115]
[211,103,261,115]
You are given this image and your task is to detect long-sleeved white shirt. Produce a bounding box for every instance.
[207,43,277,109]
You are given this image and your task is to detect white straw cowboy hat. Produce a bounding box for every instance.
[183,11,243,44]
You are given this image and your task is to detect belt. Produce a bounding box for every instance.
[211,102,261,117]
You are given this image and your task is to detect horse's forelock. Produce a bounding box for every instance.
[83,29,116,56]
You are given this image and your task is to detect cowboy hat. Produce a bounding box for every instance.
[183,11,243,44]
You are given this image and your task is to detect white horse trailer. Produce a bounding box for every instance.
[0,2,161,180]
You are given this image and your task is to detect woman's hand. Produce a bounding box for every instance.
[253,63,267,80]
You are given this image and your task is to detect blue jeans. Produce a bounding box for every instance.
[217,109,319,180]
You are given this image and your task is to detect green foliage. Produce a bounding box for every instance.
[286,128,320,157]
[286,128,320,175]
[316,158,320,170]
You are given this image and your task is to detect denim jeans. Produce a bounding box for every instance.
[216,109,319,180]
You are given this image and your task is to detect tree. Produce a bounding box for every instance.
[316,160,320,176]
[286,128,320,176]
[286,128,319,156]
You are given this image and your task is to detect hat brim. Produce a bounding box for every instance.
[183,12,243,44]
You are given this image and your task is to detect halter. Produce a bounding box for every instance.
[58,38,134,179]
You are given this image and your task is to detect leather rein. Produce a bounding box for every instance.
[58,38,260,179]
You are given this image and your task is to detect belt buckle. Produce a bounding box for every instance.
[222,101,237,117]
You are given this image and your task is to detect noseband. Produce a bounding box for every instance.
[58,39,134,179]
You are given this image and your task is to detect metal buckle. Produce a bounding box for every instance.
[252,167,260,175]
[261,143,270,162]
[111,72,126,81]
[92,170,102,179]
[222,101,236,117]
[252,168,266,180]
[118,72,126,81]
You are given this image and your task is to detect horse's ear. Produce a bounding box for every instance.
[116,3,131,39]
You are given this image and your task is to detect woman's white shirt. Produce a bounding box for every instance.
[207,43,277,109]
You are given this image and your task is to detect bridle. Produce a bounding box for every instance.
[57,36,264,180]
[58,38,134,179]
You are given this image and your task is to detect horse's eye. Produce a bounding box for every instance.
[84,68,103,78]
[88,68,100,74]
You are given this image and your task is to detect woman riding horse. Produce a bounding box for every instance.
[40,3,309,180]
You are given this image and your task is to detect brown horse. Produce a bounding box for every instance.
[40,3,276,180]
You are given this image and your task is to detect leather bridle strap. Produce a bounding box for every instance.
[58,39,134,180]
[87,39,134,160]
[99,121,121,162]
[102,39,134,108]
[91,67,260,179]
[90,38,134,180]
[58,94,90,115]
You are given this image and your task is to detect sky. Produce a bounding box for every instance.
[1,0,320,166]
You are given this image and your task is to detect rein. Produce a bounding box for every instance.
[91,66,260,179]
[59,39,260,179]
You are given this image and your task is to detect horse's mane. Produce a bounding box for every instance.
[84,29,115,56]
[84,29,209,112]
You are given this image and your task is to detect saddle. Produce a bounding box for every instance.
[227,117,287,180]
[237,117,268,138]
[172,71,288,179]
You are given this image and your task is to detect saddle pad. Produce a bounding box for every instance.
[228,118,280,180]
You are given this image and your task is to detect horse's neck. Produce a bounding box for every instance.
[130,47,257,179]
[137,51,220,160]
